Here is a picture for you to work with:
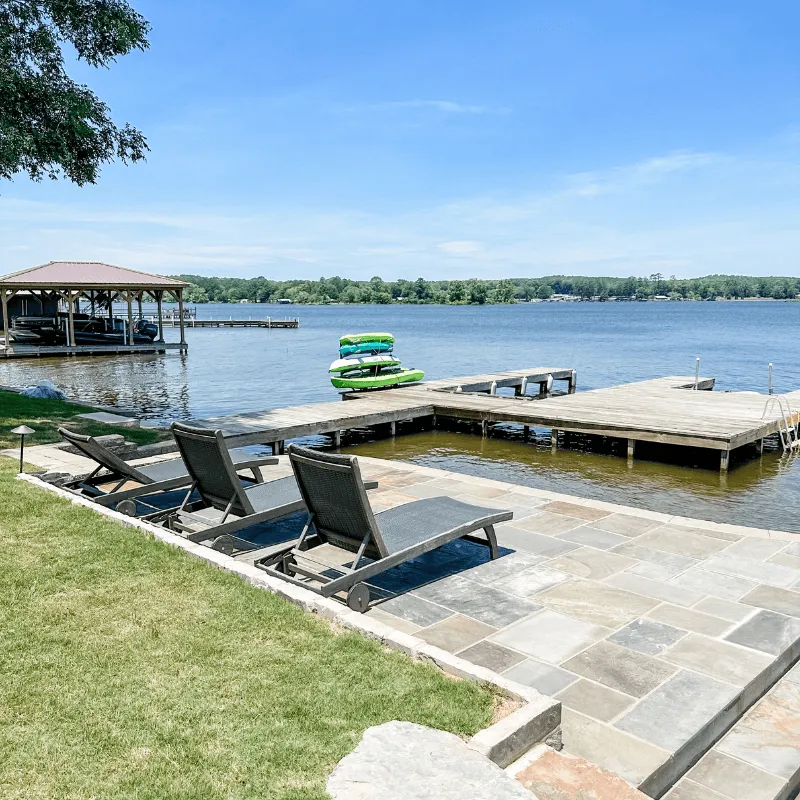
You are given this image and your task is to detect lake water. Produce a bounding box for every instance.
[3,301,800,531]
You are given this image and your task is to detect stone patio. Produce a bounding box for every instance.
[347,457,800,797]
[15,442,800,798]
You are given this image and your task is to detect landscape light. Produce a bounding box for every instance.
[11,425,35,474]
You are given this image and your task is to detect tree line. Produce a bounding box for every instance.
[175,273,800,305]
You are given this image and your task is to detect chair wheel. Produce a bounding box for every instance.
[347,583,371,613]
[115,500,137,517]
[212,535,235,555]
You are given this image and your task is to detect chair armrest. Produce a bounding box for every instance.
[233,456,280,470]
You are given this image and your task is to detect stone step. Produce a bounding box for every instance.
[664,663,800,800]
[511,744,651,799]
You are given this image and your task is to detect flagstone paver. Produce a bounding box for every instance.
[615,670,739,751]
[536,579,659,629]
[740,584,800,617]
[693,597,756,622]
[589,513,664,537]
[645,604,737,637]
[724,609,800,656]
[679,750,784,800]
[660,634,772,686]
[491,610,610,665]
[547,547,636,581]
[605,573,705,608]
[457,641,525,673]
[495,526,582,558]
[417,614,497,652]
[555,679,635,722]
[607,619,687,656]
[562,640,677,698]
[556,527,630,550]
[668,567,759,601]
[502,659,579,696]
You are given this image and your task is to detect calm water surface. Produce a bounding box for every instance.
[2,302,799,531]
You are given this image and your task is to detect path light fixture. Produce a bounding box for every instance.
[11,425,35,473]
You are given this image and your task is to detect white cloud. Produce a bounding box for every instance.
[438,240,481,254]
[3,143,800,280]
[385,100,509,115]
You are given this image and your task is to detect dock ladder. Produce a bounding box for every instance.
[762,395,800,451]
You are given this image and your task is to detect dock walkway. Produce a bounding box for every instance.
[191,370,800,471]
[0,340,185,358]
[149,317,299,329]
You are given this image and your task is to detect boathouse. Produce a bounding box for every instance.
[0,261,190,358]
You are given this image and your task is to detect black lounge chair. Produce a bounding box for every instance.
[165,422,378,557]
[58,427,278,513]
[257,444,512,612]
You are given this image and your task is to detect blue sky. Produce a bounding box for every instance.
[3,1,800,279]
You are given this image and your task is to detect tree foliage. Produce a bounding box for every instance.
[0,0,150,185]
[174,273,800,305]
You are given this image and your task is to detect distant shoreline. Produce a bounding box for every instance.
[168,296,800,306]
[173,273,800,306]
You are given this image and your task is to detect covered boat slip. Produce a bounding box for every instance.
[189,369,800,471]
[0,261,190,357]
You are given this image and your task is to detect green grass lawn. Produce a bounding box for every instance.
[0,390,164,451]
[0,457,494,799]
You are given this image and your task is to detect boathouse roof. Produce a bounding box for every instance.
[0,262,189,290]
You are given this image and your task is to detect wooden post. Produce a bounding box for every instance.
[67,290,75,348]
[569,370,577,394]
[627,439,635,460]
[332,430,341,447]
[720,449,730,473]
[523,425,530,439]
[481,420,488,438]
[177,289,186,347]
[1,289,8,351]
[126,291,134,346]
[758,438,764,454]
[551,429,559,452]
[389,421,396,437]
[156,291,164,341]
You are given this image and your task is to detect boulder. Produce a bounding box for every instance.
[327,721,535,799]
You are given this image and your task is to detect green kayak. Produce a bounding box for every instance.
[331,368,425,390]
[339,332,394,347]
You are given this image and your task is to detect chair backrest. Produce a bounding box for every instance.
[58,427,150,484]
[287,444,387,558]
[171,422,254,516]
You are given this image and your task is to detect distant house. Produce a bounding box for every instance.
[654,295,669,301]
[549,294,580,302]
[239,299,250,304]
[277,298,294,305]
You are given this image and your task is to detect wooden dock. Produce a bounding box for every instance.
[190,369,800,472]
[0,341,186,358]
[150,317,299,329]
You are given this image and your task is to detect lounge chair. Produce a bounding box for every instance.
[58,427,278,513]
[257,444,512,612]
[165,422,379,556]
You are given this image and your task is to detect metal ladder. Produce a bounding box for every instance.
[762,395,800,451]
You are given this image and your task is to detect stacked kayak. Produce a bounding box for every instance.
[330,333,424,390]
